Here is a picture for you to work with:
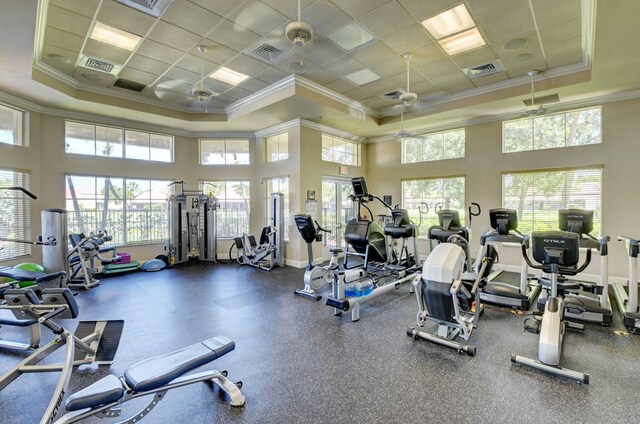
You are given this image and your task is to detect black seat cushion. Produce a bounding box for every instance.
[124,336,234,392]
[65,374,125,411]
[384,225,414,238]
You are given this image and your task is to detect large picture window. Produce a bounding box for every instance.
[200,139,250,165]
[65,121,173,162]
[503,107,601,153]
[264,176,289,239]
[265,132,288,162]
[502,167,602,234]
[321,134,360,166]
[402,128,465,163]
[65,175,172,246]
[0,104,24,146]
[0,169,31,261]
[402,176,465,235]
[200,180,250,238]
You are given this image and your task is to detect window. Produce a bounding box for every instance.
[200,180,250,238]
[264,176,289,239]
[502,167,602,235]
[265,132,289,162]
[64,121,173,162]
[402,176,465,235]
[65,175,172,246]
[0,169,31,261]
[321,134,360,166]
[200,139,250,165]
[0,104,24,146]
[402,128,465,163]
[503,107,601,153]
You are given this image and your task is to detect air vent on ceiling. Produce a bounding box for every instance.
[113,78,147,93]
[78,54,123,76]
[379,88,405,101]
[523,93,560,106]
[244,40,293,65]
[463,59,505,79]
[113,0,172,17]
[252,43,284,63]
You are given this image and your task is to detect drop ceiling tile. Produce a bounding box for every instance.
[361,96,391,109]
[137,39,185,64]
[276,55,320,74]
[74,68,114,87]
[154,77,192,95]
[410,43,448,69]
[365,72,408,94]
[164,66,201,84]
[368,56,407,78]
[302,1,351,36]
[539,16,581,47]
[42,44,80,65]
[532,0,581,27]
[201,41,239,65]
[176,55,218,75]
[83,39,131,64]
[47,5,92,37]
[358,2,415,38]
[255,66,289,83]
[119,67,157,85]
[97,1,156,36]
[409,79,438,95]
[329,0,389,19]
[189,0,241,17]
[161,1,224,37]
[44,26,85,51]
[488,30,539,54]
[430,73,475,93]
[342,87,370,101]
[348,41,397,67]
[148,21,202,52]
[127,54,172,75]
[325,78,358,93]
[42,57,74,77]
[49,0,99,18]
[416,58,459,79]
[207,19,261,52]
[223,86,253,100]
[398,0,464,21]
[204,78,233,94]
[324,55,365,75]
[261,0,315,17]
[224,54,270,76]
[502,54,547,78]
[381,24,432,55]
[239,78,270,92]
[227,2,288,37]
[470,71,509,87]
[451,47,497,69]
[480,9,535,46]
[545,37,583,68]
[303,67,338,85]
[298,38,345,66]
[467,0,529,23]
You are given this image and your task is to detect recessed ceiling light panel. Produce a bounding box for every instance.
[438,28,485,56]
[344,68,380,86]
[422,4,475,39]
[209,67,249,86]
[327,22,375,51]
[90,22,141,51]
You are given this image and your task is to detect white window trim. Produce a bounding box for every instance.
[199,180,251,239]
[321,133,361,167]
[401,128,465,164]
[199,138,251,165]
[0,102,27,147]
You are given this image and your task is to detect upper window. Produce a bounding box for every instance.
[65,175,172,246]
[0,103,24,146]
[503,107,602,153]
[502,167,602,235]
[402,129,465,164]
[265,176,289,240]
[402,176,465,236]
[200,180,250,238]
[200,139,250,165]
[65,121,173,162]
[265,132,289,162]
[0,169,31,261]
[322,134,360,166]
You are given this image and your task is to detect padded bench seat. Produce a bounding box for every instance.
[482,282,529,300]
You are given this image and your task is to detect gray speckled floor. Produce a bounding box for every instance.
[0,262,639,424]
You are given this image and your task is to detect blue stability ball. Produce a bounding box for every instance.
[140,258,167,272]
[344,280,375,297]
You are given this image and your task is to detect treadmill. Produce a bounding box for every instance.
[479,208,540,310]
[538,209,613,325]
[613,236,640,332]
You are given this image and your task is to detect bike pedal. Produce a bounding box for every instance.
[524,319,540,334]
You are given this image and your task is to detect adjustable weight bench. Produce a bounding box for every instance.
[54,336,245,423]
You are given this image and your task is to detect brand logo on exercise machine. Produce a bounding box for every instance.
[47,389,65,423]
[543,239,565,244]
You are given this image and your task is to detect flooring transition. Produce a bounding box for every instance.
[0,261,639,424]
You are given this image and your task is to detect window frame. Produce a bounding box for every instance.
[265,132,289,162]
[199,138,251,165]
[0,103,26,147]
[0,168,31,262]
[502,106,602,153]
[401,128,465,164]
[199,180,251,238]
[321,134,361,167]
[64,120,174,162]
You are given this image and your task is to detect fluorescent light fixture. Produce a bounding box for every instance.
[90,22,141,51]
[209,67,249,86]
[327,22,375,51]
[422,4,475,39]
[344,68,381,86]
[438,28,485,55]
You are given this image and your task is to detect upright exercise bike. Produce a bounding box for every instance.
[512,231,592,384]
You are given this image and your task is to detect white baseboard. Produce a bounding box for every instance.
[286,259,307,268]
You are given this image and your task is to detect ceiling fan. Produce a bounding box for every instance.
[395,106,414,139]
[285,0,314,48]
[398,53,418,108]
[523,70,546,116]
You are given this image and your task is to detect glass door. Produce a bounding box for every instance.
[321,177,354,260]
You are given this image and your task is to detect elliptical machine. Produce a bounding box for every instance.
[512,230,592,384]
[293,214,342,300]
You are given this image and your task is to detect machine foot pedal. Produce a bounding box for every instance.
[524,318,540,334]
[74,320,124,363]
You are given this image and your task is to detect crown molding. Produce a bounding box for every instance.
[299,119,366,143]
[0,90,44,113]
[254,118,300,138]
[226,74,296,117]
